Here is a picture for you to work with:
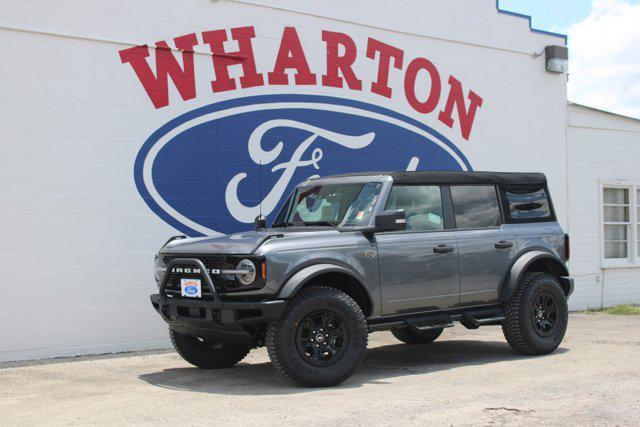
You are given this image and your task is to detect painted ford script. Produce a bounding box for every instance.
[134,95,472,236]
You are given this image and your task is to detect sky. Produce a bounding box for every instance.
[500,0,640,119]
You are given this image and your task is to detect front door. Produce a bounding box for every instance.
[376,185,460,315]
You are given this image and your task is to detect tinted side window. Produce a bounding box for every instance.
[505,186,552,221]
[385,185,444,231]
[451,185,501,229]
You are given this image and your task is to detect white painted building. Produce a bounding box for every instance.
[567,103,640,309]
[0,0,637,362]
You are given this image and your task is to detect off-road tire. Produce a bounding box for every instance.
[266,286,368,387]
[502,272,568,355]
[170,329,251,369]
[391,326,443,344]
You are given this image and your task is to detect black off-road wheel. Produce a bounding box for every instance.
[502,272,568,355]
[391,326,444,345]
[170,329,251,369]
[266,286,368,387]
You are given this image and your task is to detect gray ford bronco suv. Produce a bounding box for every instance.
[151,171,573,387]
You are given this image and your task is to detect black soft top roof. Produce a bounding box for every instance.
[316,171,547,185]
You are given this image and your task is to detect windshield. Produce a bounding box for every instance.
[274,182,382,227]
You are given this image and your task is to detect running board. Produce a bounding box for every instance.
[367,306,505,332]
[405,319,454,333]
[460,312,506,330]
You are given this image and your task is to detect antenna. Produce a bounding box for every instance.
[254,159,267,230]
[259,159,262,219]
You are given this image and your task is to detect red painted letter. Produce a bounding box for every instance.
[438,76,483,140]
[202,26,264,92]
[268,27,316,85]
[404,57,441,114]
[118,33,198,109]
[366,38,404,98]
[321,30,362,90]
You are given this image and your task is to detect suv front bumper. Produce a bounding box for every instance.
[150,294,286,346]
[150,257,286,346]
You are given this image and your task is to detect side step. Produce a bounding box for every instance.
[368,306,506,332]
[405,318,454,333]
[460,312,506,329]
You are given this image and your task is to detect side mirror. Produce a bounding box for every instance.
[254,215,267,230]
[374,210,406,233]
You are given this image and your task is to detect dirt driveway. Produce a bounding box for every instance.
[1,313,639,426]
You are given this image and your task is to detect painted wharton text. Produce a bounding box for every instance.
[119,26,483,140]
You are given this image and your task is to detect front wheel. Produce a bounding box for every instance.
[266,286,368,387]
[170,329,251,369]
[502,272,568,355]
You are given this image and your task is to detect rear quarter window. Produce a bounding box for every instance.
[504,186,553,221]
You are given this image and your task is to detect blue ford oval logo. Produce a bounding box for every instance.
[134,94,472,236]
[184,286,198,295]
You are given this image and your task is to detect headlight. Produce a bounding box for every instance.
[154,254,167,285]
[236,259,256,285]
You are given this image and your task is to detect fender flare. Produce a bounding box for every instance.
[500,250,570,301]
[277,263,374,307]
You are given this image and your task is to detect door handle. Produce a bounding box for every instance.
[433,244,455,254]
[495,241,514,249]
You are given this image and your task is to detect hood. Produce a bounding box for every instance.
[159,228,338,255]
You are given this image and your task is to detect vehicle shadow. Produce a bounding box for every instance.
[138,339,568,395]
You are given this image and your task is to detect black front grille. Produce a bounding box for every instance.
[161,254,246,299]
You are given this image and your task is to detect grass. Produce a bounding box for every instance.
[584,304,640,315]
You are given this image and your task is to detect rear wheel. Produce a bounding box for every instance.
[502,272,568,355]
[266,286,368,387]
[170,329,251,369]
[391,326,443,345]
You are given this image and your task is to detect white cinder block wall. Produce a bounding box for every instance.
[567,104,640,309]
[1,0,570,362]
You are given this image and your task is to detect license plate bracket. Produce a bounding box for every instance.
[180,278,202,298]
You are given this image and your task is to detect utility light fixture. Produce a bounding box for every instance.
[545,45,569,73]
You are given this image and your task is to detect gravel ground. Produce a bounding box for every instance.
[1,313,639,426]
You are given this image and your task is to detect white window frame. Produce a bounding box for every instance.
[600,181,639,268]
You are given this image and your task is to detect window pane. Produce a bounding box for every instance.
[451,185,501,229]
[341,183,383,226]
[604,206,629,222]
[385,185,444,231]
[287,183,380,226]
[604,242,627,258]
[506,186,551,220]
[604,224,627,241]
[603,188,628,204]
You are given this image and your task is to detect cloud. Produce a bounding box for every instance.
[567,0,640,118]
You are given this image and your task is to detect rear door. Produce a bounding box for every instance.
[449,185,518,304]
[376,184,460,315]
